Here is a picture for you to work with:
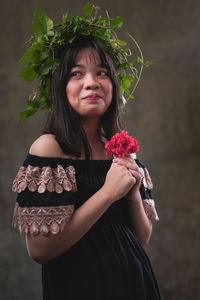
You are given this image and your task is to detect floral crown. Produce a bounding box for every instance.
[18,2,152,121]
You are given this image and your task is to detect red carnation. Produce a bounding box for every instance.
[105,130,140,158]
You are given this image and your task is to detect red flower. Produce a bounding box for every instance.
[105,130,140,158]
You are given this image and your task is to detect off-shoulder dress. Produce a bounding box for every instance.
[12,153,161,300]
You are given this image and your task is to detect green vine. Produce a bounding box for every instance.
[18,2,152,122]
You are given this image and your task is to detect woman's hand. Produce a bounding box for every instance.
[113,155,143,202]
[112,155,153,245]
[102,161,136,204]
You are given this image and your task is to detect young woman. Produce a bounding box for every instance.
[12,8,161,300]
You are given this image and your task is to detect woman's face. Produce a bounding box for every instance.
[66,48,113,120]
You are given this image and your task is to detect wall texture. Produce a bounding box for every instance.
[1,0,200,299]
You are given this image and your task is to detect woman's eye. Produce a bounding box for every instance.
[71,71,82,77]
[97,70,108,76]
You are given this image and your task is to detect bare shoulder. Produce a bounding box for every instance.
[29,134,68,158]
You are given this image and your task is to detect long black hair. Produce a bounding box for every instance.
[43,35,123,159]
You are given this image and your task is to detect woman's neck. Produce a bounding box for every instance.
[81,118,100,145]
[81,118,110,160]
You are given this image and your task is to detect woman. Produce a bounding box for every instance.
[12,6,161,300]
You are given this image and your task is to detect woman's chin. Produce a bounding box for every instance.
[80,110,105,120]
[78,106,108,119]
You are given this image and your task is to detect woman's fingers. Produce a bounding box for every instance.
[113,157,143,186]
[128,169,142,181]
[113,157,139,171]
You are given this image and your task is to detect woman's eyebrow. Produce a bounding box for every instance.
[71,64,85,69]
[98,63,108,68]
[71,63,108,68]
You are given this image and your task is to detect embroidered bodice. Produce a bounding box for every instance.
[12,154,159,236]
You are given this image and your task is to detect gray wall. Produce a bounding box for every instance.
[1,0,200,299]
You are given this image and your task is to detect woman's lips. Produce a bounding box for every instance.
[83,95,102,101]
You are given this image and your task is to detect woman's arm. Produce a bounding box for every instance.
[26,163,134,264]
[126,190,152,246]
[26,135,135,264]
[26,186,112,264]
[113,156,152,246]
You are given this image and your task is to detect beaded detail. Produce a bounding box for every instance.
[12,202,74,235]
[12,164,77,194]
[143,199,159,221]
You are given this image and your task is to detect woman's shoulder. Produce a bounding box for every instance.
[29,134,70,158]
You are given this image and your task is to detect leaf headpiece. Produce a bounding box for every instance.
[19,2,151,121]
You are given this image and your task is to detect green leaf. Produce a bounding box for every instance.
[47,30,54,36]
[116,39,127,46]
[69,36,76,44]
[41,101,51,110]
[62,11,68,24]
[40,66,50,75]
[127,74,135,81]
[19,66,37,81]
[20,107,37,122]
[112,16,123,28]
[73,24,78,33]
[33,5,53,35]
[34,36,48,48]
[124,48,132,56]
[145,60,152,67]
[83,3,93,15]
[119,75,132,93]
[40,51,49,61]
[128,61,134,68]
[18,45,39,64]
[128,94,135,100]
[27,99,40,109]
[50,60,60,72]
[137,57,143,64]
[121,63,129,70]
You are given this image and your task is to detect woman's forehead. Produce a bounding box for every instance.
[75,48,101,65]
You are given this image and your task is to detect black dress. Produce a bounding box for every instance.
[12,154,161,300]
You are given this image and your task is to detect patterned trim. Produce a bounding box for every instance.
[139,167,153,190]
[144,168,153,190]
[143,199,159,221]
[12,164,77,194]
[12,202,74,235]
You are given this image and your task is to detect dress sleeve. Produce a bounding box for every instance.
[136,159,159,222]
[12,154,77,236]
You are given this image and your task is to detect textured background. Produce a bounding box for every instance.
[1,0,200,299]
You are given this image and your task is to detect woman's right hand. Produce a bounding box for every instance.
[102,161,135,204]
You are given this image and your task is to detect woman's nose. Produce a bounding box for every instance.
[84,74,100,89]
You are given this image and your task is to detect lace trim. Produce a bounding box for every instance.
[143,199,159,221]
[12,164,77,194]
[139,167,153,190]
[12,202,74,235]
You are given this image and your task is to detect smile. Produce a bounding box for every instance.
[83,94,102,101]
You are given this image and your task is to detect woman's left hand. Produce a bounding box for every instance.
[113,154,142,201]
